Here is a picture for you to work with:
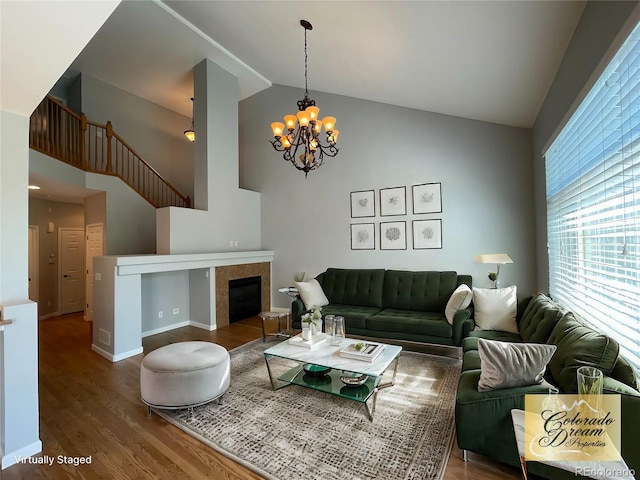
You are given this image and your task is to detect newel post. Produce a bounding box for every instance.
[80,113,87,170]
[106,121,113,173]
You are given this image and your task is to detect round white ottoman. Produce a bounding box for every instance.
[140,341,230,416]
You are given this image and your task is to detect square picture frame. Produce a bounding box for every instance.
[380,186,407,216]
[350,223,375,250]
[412,219,442,249]
[380,221,407,250]
[350,190,375,218]
[412,182,442,214]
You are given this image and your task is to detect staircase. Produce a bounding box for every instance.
[29,96,191,209]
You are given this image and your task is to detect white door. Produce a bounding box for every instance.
[28,225,39,302]
[59,228,85,314]
[85,223,104,321]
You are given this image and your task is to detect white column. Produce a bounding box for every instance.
[0,111,41,468]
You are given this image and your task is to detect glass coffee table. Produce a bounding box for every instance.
[264,337,402,420]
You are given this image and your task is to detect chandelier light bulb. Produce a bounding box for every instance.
[284,115,297,130]
[306,106,320,120]
[321,117,336,132]
[296,110,311,127]
[313,119,323,134]
[271,122,284,137]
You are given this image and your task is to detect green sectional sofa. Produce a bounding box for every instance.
[291,268,473,346]
[455,293,640,479]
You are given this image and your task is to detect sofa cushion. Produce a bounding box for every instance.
[294,279,329,309]
[382,270,459,312]
[518,293,565,343]
[462,350,481,372]
[547,312,620,393]
[319,268,385,308]
[477,339,557,392]
[610,355,639,391]
[320,304,381,330]
[445,284,473,325]
[464,331,523,352]
[367,309,452,338]
[473,286,518,334]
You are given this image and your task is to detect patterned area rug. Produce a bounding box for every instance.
[154,339,462,480]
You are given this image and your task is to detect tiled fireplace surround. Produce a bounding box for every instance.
[215,262,271,327]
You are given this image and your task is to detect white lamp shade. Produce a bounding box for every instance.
[474,253,513,264]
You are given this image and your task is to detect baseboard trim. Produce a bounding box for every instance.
[91,344,143,362]
[38,311,61,321]
[2,439,43,469]
[142,321,190,338]
[189,320,216,331]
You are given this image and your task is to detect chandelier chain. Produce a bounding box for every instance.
[304,26,309,97]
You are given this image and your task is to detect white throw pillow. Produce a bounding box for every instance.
[473,286,518,334]
[294,279,329,310]
[445,284,473,325]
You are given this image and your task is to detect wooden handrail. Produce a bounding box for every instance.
[29,96,191,209]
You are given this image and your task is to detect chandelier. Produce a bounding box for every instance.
[270,20,339,177]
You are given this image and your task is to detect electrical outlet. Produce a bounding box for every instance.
[173,308,179,315]
[158,311,163,319]
[95,272,101,281]
[205,271,209,278]
[229,240,233,247]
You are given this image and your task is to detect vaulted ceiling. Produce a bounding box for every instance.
[65,0,586,129]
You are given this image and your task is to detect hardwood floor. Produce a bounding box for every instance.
[3,313,523,480]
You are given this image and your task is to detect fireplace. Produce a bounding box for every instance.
[228,276,262,323]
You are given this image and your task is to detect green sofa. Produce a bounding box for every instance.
[455,293,640,479]
[291,268,473,346]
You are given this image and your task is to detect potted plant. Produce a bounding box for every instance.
[301,306,323,340]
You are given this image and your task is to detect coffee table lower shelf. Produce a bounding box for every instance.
[264,360,398,421]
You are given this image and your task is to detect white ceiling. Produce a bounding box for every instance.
[64,0,586,129]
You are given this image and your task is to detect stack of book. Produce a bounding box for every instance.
[339,342,385,362]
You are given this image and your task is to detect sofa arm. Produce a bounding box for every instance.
[452,307,474,346]
[291,298,306,329]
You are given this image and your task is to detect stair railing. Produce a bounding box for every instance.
[30,96,191,209]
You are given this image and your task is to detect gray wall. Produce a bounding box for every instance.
[240,85,536,308]
[76,73,195,201]
[28,198,84,316]
[30,150,156,255]
[532,1,639,292]
[141,271,190,335]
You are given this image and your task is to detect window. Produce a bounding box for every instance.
[545,22,640,370]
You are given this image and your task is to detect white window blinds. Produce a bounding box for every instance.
[545,22,640,370]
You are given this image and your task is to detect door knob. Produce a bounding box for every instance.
[63,274,69,278]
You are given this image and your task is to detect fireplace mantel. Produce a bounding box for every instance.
[92,251,274,362]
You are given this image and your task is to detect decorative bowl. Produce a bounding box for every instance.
[303,364,331,377]
[303,374,332,386]
[340,371,368,387]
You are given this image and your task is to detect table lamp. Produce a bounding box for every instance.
[474,253,513,288]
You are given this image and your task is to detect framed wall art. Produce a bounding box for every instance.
[412,182,442,214]
[350,223,375,250]
[413,219,442,249]
[350,190,375,218]
[380,186,406,216]
[380,221,407,250]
